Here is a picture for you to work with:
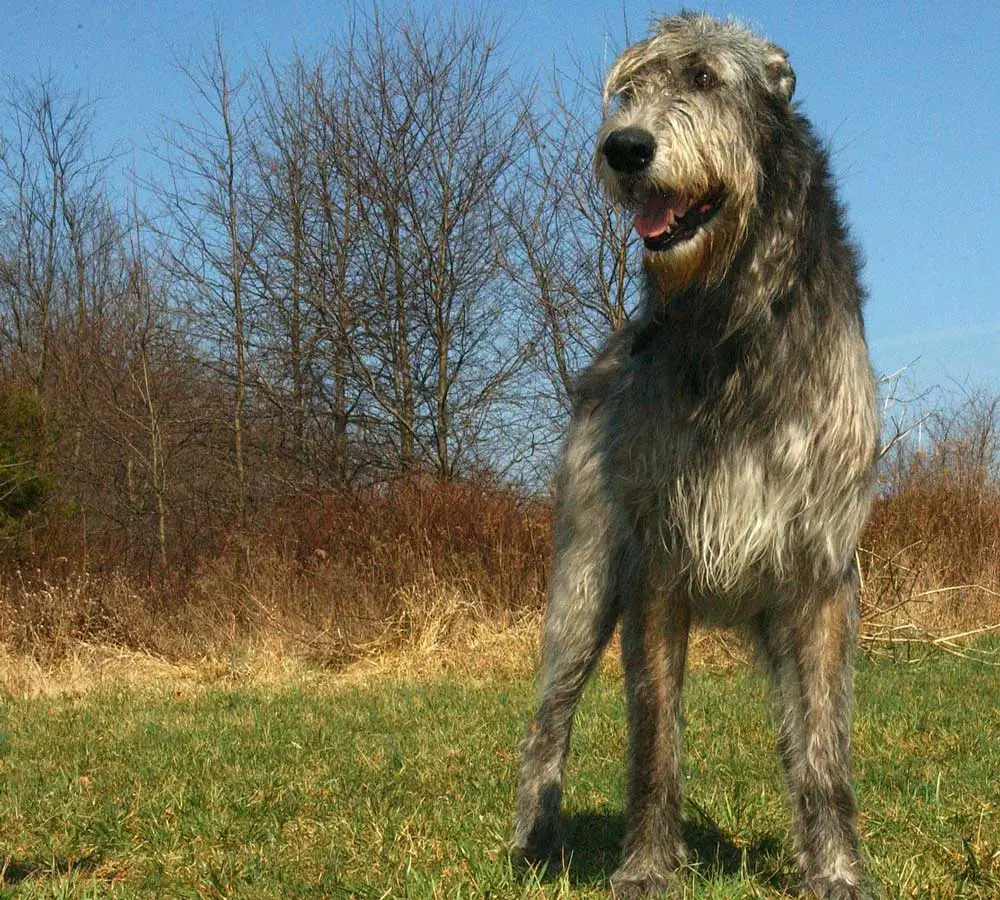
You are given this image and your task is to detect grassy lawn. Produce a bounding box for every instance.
[1,648,999,898]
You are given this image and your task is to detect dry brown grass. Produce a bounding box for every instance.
[0,475,550,674]
[858,396,1000,656]
[1,408,998,687]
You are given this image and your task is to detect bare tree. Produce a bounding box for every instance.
[0,78,118,400]
[122,218,170,569]
[332,8,531,477]
[154,31,264,527]
[250,50,366,486]
[503,75,637,427]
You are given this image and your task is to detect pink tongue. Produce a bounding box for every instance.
[635,194,686,239]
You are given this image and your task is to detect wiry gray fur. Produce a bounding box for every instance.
[513,13,879,899]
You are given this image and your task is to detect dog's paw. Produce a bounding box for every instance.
[510,820,566,876]
[609,866,683,898]
[801,876,877,900]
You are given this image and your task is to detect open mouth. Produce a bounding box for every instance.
[634,188,725,252]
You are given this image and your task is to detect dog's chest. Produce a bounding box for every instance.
[609,352,818,604]
[612,348,745,500]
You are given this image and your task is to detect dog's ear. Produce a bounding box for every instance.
[765,46,796,103]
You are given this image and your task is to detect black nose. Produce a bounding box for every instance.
[602,127,656,173]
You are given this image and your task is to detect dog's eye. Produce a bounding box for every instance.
[691,67,717,91]
[614,84,637,107]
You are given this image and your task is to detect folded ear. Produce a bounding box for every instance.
[765,46,796,103]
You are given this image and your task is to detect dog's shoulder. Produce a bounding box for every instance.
[569,320,641,416]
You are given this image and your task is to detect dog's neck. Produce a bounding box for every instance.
[638,123,852,350]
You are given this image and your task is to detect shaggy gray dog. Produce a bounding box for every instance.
[513,14,878,899]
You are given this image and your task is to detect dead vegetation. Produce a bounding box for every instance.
[859,390,1000,659]
[0,474,551,672]
[0,391,998,686]
[1,9,994,688]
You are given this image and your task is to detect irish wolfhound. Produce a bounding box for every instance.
[513,13,878,899]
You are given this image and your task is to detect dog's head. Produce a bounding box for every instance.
[595,13,796,293]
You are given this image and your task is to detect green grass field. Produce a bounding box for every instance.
[1,648,999,898]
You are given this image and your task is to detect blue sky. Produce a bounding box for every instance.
[3,0,999,401]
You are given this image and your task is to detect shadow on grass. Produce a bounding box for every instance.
[532,806,794,891]
[1,853,100,886]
